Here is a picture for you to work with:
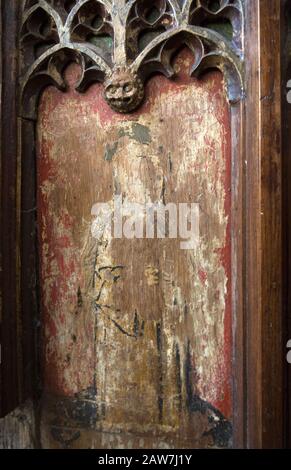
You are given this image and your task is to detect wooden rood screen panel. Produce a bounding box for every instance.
[0,0,285,449]
[37,52,232,448]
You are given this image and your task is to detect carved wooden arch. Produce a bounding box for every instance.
[0,0,284,449]
[20,0,244,116]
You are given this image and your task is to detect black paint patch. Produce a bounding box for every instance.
[45,386,98,429]
[156,322,164,422]
[174,343,182,412]
[77,286,83,309]
[50,427,81,448]
[184,340,232,448]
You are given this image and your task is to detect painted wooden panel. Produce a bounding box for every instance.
[37,50,231,449]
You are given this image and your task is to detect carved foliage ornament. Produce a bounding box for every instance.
[20,0,244,115]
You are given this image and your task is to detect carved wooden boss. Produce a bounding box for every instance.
[21,0,244,115]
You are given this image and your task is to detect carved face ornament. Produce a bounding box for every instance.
[104,68,145,113]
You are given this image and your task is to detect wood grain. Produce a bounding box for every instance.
[37,54,232,449]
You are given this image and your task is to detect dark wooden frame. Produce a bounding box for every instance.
[0,0,21,417]
[283,0,291,450]
[0,0,287,448]
[0,0,40,418]
[243,0,284,448]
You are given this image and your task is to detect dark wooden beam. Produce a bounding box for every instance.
[0,0,20,417]
[245,0,284,449]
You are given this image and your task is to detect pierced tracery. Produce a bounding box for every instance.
[20,0,244,114]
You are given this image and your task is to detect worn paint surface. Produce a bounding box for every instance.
[0,401,36,449]
[37,50,232,449]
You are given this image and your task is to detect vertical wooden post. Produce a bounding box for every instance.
[0,0,21,417]
[282,0,291,450]
[245,0,284,448]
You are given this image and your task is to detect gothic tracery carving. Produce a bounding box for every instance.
[20,0,244,114]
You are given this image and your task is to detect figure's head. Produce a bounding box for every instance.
[104,67,144,113]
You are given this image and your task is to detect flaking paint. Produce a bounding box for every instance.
[37,50,232,448]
